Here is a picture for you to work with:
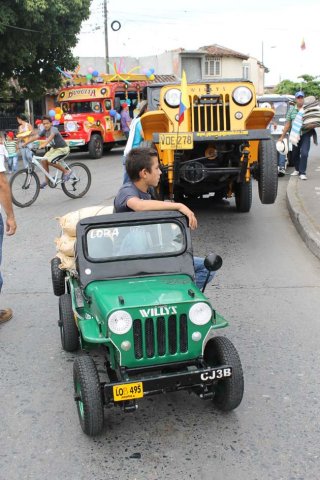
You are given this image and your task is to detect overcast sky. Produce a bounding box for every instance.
[74,0,319,85]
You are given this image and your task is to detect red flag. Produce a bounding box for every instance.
[300,38,306,50]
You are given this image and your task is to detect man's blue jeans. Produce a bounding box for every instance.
[292,131,313,174]
[0,214,4,292]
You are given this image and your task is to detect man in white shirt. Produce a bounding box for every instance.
[0,139,17,323]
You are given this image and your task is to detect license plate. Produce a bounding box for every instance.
[200,367,232,382]
[113,382,144,401]
[159,133,194,150]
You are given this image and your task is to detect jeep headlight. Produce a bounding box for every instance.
[232,87,252,106]
[189,302,212,326]
[108,310,132,335]
[65,121,78,132]
[164,88,181,107]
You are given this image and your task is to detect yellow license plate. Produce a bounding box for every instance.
[113,382,144,401]
[159,133,194,150]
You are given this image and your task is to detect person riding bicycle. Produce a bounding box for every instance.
[24,115,71,189]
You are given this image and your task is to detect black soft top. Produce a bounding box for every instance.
[76,211,195,288]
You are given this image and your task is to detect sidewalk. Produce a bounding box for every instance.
[286,142,320,260]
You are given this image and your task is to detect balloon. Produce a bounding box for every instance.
[48,109,56,117]
[88,67,93,73]
[148,74,155,81]
[87,116,94,123]
[52,120,60,126]
[92,70,99,77]
[116,113,121,121]
[86,73,93,80]
[55,113,62,120]
[55,107,62,114]
[109,109,116,117]
[149,68,155,74]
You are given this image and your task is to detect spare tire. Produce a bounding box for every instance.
[258,140,278,204]
[51,257,66,296]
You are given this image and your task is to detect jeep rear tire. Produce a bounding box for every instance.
[88,134,103,159]
[73,356,104,436]
[204,336,244,411]
[59,293,79,352]
[235,180,252,213]
[258,139,278,204]
[51,257,65,296]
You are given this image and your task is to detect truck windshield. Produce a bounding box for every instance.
[67,101,102,114]
[86,222,185,260]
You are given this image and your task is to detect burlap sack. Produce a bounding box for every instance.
[56,252,76,271]
[57,205,114,236]
[55,234,76,257]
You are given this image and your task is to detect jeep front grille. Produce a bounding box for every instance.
[133,314,188,359]
[191,95,231,132]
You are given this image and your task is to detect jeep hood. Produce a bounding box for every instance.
[85,274,205,319]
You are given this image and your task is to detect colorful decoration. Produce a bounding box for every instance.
[88,67,94,74]
[48,109,56,117]
[55,107,62,114]
[87,116,94,123]
[92,70,99,77]
[86,73,93,81]
[109,109,116,117]
[55,113,62,120]
[56,66,72,79]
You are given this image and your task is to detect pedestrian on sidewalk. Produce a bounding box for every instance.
[4,132,18,174]
[0,138,17,324]
[279,91,316,180]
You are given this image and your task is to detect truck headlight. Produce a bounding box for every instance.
[164,89,181,107]
[108,311,132,335]
[65,121,78,132]
[189,302,212,326]
[232,87,252,106]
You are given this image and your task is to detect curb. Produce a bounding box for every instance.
[286,177,320,261]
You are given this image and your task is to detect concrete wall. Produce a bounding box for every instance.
[181,56,202,82]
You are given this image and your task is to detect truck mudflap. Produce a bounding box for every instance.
[153,129,272,149]
[103,365,232,404]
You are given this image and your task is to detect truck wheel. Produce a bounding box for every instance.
[59,293,79,352]
[204,336,244,411]
[234,180,252,213]
[88,134,103,159]
[258,140,278,204]
[73,355,104,436]
[51,257,65,296]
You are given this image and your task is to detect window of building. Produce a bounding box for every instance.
[243,64,250,80]
[204,57,221,77]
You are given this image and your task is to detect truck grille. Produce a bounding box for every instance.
[191,95,231,132]
[133,314,188,359]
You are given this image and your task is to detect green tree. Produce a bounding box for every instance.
[0,0,91,99]
[275,75,320,98]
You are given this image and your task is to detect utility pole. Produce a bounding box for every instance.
[104,0,109,73]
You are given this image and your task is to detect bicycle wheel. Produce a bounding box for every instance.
[61,162,91,199]
[10,169,40,207]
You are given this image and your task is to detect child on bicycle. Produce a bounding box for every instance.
[24,115,71,189]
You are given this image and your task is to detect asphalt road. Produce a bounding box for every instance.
[1,148,320,480]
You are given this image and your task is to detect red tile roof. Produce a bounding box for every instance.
[199,44,248,60]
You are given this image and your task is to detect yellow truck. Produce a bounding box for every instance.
[141,80,277,212]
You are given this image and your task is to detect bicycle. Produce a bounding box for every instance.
[10,149,91,208]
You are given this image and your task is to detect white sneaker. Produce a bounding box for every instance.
[278,167,286,177]
[299,174,307,180]
[291,170,300,176]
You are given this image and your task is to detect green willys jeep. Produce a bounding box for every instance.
[51,211,244,436]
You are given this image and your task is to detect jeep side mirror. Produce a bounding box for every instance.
[201,254,223,293]
[204,253,223,272]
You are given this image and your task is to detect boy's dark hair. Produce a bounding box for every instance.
[17,113,28,122]
[42,115,52,123]
[126,147,158,181]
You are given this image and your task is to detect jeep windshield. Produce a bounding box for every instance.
[86,221,185,260]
